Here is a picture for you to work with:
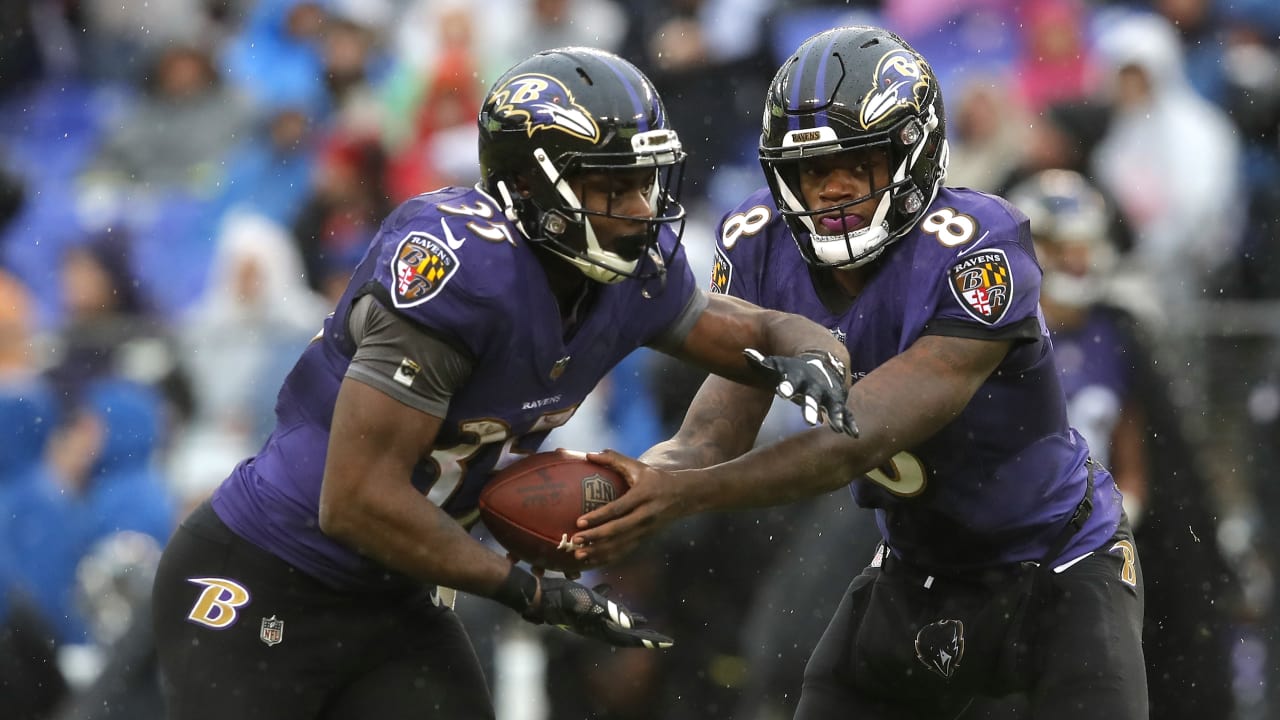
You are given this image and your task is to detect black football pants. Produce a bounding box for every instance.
[152,502,494,720]
[795,522,1147,720]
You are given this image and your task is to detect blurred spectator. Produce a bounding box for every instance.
[1012,0,1099,115]
[320,13,389,119]
[292,131,392,301]
[74,379,178,547]
[1149,0,1229,104]
[172,210,330,505]
[211,103,320,230]
[988,97,1136,259]
[385,4,482,202]
[1008,169,1237,720]
[77,0,216,84]
[945,73,1031,192]
[0,269,38,374]
[1090,11,1242,314]
[482,0,628,77]
[44,233,195,424]
[0,379,88,644]
[1217,8,1280,299]
[80,43,253,197]
[0,269,88,648]
[41,379,176,700]
[626,0,771,206]
[994,99,1111,193]
[222,0,331,115]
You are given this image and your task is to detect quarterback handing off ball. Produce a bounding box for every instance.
[479,452,628,572]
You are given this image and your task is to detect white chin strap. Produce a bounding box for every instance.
[773,168,894,268]
[806,194,893,268]
[547,245,634,284]
[534,148,639,284]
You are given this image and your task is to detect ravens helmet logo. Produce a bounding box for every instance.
[859,49,933,129]
[488,73,600,142]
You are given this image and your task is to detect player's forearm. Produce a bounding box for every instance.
[680,294,848,387]
[760,309,848,369]
[676,427,864,512]
[678,336,997,513]
[640,375,771,470]
[319,483,512,597]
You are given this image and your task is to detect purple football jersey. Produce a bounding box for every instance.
[1051,309,1135,468]
[712,187,1122,570]
[212,185,698,590]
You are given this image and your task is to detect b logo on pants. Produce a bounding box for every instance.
[186,577,251,628]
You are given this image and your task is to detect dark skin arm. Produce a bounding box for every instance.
[571,334,1013,565]
[317,378,520,600]
[315,293,845,595]
[668,292,850,387]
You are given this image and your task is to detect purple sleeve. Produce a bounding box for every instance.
[923,200,1045,342]
[710,191,781,306]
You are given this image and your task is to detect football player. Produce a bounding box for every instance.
[1008,169,1235,720]
[151,47,853,720]
[572,26,1149,719]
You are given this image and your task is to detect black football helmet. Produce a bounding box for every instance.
[478,47,687,284]
[1006,169,1116,308]
[760,26,948,268]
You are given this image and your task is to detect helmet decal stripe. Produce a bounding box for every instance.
[601,57,651,132]
[787,47,808,133]
[811,32,838,130]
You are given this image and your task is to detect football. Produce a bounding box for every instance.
[479,451,628,572]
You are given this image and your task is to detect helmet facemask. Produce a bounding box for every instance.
[763,109,945,269]
[509,128,687,284]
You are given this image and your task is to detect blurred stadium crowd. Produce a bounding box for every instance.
[1,0,1279,718]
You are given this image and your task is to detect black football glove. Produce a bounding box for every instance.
[527,578,674,649]
[744,348,859,437]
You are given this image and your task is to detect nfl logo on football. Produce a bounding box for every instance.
[582,474,617,513]
[260,615,284,646]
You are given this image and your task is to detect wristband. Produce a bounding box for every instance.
[493,565,539,615]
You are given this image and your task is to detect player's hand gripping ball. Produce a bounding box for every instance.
[479,452,628,572]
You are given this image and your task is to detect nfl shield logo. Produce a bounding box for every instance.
[260,615,284,646]
[582,474,618,513]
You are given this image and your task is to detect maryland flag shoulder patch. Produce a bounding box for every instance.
[710,246,733,294]
[948,249,1012,325]
[392,231,460,308]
